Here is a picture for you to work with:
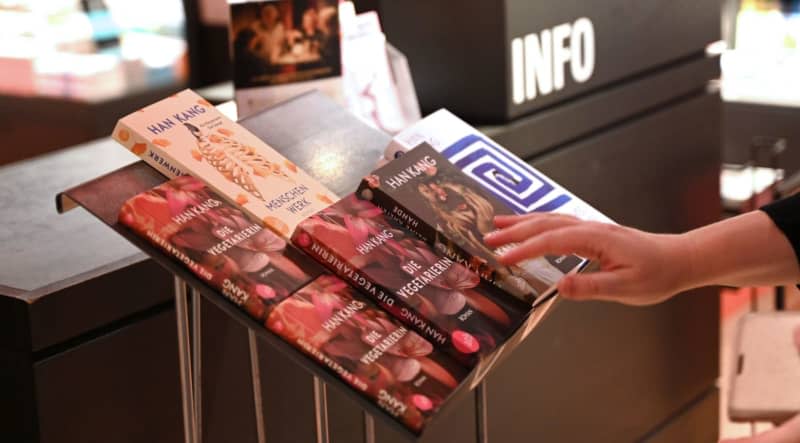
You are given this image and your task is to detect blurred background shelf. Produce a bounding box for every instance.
[721,0,800,174]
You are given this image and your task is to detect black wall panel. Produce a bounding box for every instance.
[35,310,183,443]
[481,93,720,443]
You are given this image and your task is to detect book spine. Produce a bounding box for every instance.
[292,224,474,367]
[356,180,501,288]
[112,121,187,180]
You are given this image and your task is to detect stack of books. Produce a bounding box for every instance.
[112,89,608,434]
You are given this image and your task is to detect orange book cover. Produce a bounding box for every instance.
[112,89,337,238]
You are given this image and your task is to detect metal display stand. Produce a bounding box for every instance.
[172,277,338,443]
[57,159,497,443]
[174,286,487,443]
[54,89,520,442]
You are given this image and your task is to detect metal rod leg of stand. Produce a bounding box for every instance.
[313,377,330,443]
[191,289,203,443]
[476,381,489,443]
[363,412,376,443]
[248,330,267,443]
[174,277,196,443]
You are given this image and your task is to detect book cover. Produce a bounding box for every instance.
[112,89,338,238]
[384,109,613,224]
[118,175,324,320]
[359,143,583,304]
[291,194,530,367]
[118,176,467,434]
[266,274,468,433]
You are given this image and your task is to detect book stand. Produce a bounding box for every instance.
[56,159,497,443]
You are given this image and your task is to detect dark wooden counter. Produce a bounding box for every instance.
[0,140,180,442]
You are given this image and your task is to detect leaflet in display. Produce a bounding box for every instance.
[385,109,613,223]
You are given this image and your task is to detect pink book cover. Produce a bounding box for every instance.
[266,274,468,433]
[292,194,531,367]
[118,175,324,321]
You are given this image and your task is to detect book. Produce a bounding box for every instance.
[291,194,530,367]
[118,175,325,321]
[118,176,466,434]
[266,274,468,434]
[384,109,613,224]
[358,143,583,304]
[112,89,338,238]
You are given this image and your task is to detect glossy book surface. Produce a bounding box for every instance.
[360,143,582,304]
[118,177,463,434]
[292,194,530,367]
[112,89,338,238]
[266,275,468,433]
[118,176,324,320]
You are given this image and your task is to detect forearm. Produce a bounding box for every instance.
[682,210,800,290]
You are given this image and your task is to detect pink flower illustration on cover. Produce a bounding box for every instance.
[295,195,528,359]
[119,176,317,320]
[266,275,466,432]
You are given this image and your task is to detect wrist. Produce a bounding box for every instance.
[675,229,707,293]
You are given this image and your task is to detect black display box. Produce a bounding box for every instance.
[377,0,720,122]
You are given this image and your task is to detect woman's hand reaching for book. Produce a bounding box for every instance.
[483,214,691,305]
[483,210,798,305]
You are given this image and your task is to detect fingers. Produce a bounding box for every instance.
[557,272,623,301]
[493,212,579,229]
[485,214,582,247]
[492,214,530,228]
[497,225,609,265]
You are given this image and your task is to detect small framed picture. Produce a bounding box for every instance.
[230,0,342,89]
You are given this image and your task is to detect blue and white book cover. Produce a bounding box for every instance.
[385,109,613,224]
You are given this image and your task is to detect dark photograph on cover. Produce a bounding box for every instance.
[359,144,584,303]
[230,0,341,88]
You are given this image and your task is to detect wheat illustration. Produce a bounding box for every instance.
[185,123,293,202]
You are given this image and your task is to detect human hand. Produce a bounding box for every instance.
[483,213,694,305]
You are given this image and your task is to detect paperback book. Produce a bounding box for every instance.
[358,143,583,304]
[112,89,338,238]
[118,176,466,434]
[291,194,531,368]
[266,274,468,433]
[118,175,325,320]
[384,109,613,224]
